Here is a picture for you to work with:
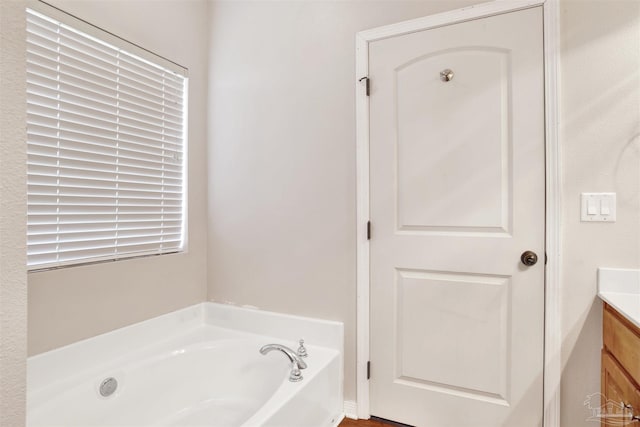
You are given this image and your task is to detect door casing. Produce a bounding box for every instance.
[354,1,561,426]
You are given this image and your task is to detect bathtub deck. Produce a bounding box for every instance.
[27,303,344,427]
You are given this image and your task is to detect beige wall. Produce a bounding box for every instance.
[0,1,27,425]
[27,0,210,355]
[206,0,485,403]
[559,0,640,425]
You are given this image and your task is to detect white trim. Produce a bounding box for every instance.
[542,1,561,426]
[343,400,358,420]
[354,2,560,426]
[357,0,544,43]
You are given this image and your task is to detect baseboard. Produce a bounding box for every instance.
[344,400,358,420]
[331,414,346,427]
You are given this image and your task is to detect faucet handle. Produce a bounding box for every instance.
[297,339,308,358]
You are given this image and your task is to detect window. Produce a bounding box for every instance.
[26,4,188,271]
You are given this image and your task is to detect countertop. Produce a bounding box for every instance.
[598,268,640,329]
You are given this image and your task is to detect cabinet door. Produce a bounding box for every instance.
[602,350,640,426]
[604,305,640,385]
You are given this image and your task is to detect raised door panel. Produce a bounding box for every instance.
[396,48,511,234]
[396,269,510,403]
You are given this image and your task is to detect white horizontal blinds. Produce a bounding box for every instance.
[26,8,187,270]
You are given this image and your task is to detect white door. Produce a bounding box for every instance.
[369,7,545,427]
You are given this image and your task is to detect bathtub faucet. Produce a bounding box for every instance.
[259,344,307,382]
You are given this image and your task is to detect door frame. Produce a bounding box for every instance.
[354,0,561,425]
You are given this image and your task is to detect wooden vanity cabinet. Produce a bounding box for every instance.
[602,303,640,426]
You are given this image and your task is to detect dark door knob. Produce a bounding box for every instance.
[521,251,538,266]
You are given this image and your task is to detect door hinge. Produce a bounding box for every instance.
[367,221,371,240]
[359,76,370,96]
[545,252,548,265]
[367,361,371,380]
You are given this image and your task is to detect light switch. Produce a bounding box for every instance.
[581,193,616,222]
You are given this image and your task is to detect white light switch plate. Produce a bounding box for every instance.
[581,193,616,222]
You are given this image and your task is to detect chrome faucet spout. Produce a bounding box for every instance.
[260,343,308,381]
[260,344,308,369]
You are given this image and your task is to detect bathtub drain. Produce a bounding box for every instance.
[99,377,118,397]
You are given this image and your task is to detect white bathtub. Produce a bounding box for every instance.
[27,303,344,427]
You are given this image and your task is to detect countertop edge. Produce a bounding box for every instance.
[598,291,640,330]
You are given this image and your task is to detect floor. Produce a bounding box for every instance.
[340,417,409,427]
[339,419,390,427]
